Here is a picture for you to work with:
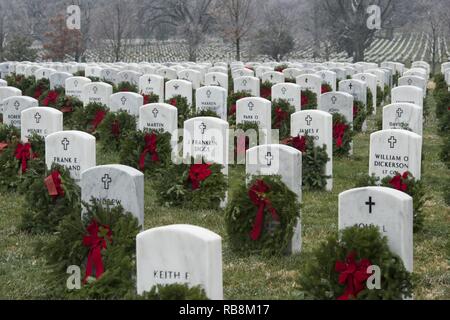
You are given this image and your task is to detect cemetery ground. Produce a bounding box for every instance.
[0,93,448,300]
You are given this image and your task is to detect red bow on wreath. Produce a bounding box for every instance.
[274,107,288,128]
[301,95,309,107]
[42,91,59,106]
[230,104,237,116]
[169,98,177,107]
[389,172,409,192]
[34,87,43,100]
[188,164,212,190]
[290,135,307,153]
[335,252,371,300]
[333,122,348,148]
[15,143,33,173]
[91,110,106,131]
[261,87,271,99]
[0,141,8,153]
[248,180,280,241]
[321,85,331,94]
[82,220,112,283]
[44,170,65,199]
[139,133,160,171]
[111,120,121,138]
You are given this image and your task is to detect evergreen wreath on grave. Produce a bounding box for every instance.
[165,95,192,127]
[332,113,353,157]
[233,122,260,164]
[39,87,65,108]
[301,89,317,110]
[383,84,391,102]
[5,74,35,93]
[152,158,227,210]
[72,102,109,134]
[283,135,329,190]
[25,78,49,99]
[227,91,252,125]
[142,93,159,105]
[393,72,400,87]
[376,85,384,107]
[274,64,289,73]
[0,133,44,192]
[260,81,273,100]
[55,95,84,128]
[298,225,413,300]
[321,83,332,94]
[115,81,139,93]
[136,284,208,300]
[0,123,20,144]
[193,109,221,119]
[20,164,81,234]
[367,88,374,115]
[37,200,141,299]
[271,99,295,140]
[97,111,137,151]
[225,175,300,256]
[354,172,426,233]
[352,100,367,132]
[119,130,173,176]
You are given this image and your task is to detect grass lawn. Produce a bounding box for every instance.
[0,91,449,300]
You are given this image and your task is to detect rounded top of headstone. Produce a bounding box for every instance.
[137,224,222,242]
[81,164,143,179]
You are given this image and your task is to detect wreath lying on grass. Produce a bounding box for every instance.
[0,133,44,192]
[225,175,300,256]
[152,159,227,210]
[332,114,353,157]
[283,135,329,190]
[227,91,252,125]
[37,200,141,299]
[72,102,109,134]
[260,81,273,100]
[298,225,413,300]
[165,95,192,127]
[20,164,80,234]
[353,100,367,132]
[355,172,426,233]
[301,89,317,110]
[97,111,137,151]
[119,130,173,176]
[272,99,295,140]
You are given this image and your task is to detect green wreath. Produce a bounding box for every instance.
[115,81,139,93]
[321,83,332,94]
[353,100,367,132]
[55,95,84,128]
[272,99,295,140]
[165,95,192,127]
[72,102,109,134]
[152,159,227,210]
[354,172,426,233]
[37,200,141,299]
[284,135,330,190]
[5,74,35,93]
[225,175,300,256]
[143,93,160,105]
[332,113,353,157]
[260,81,273,100]
[97,111,137,151]
[0,123,20,142]
[39,87,65,108]
[137,284,208,300]
[193,109,221,119]
[301,89,317,110]
[367,88,374,115]
[119,130,173,176]
[298,225,413,300]
[20,164,81,234]
[227,91,252,126]
[24,78,49,100]
[232,122,260,165]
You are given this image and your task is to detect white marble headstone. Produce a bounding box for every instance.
[318,92,354,126]
[272,83,301,112]
[178,69,202,89]
[204,72,229,93]
[262,71,284,84]
[0,87,22,114]
[139,74,164,102]
[165,80,193,106]
[82,82,113,106]
[296,74,322,99]
[195,86,228,121]
[139,103,178,136]
[65,77,92,100]
[49,72,72,89]
[233,76,260,97]
[391,86,423,108]
[383,103,423,136]
[21,107,63,142]
[109,92,143,117]
[3,96,38,128]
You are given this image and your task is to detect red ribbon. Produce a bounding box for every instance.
[248,180,280,241]
[15,143,32,173]
[188,164,212,190]
[34,87,43,99]
[321,84,331,94]
[389,172,409,192]
[335,252,371,300]
[44,170,64,199]
[42,90,59,106]
[333,122,348,148]
[82,220,112,283]
[301,95,309,107]
[261,87,271,99]
[139,133,160,171]
[169,98,177,107]
[288,135,307,153]
[0,141,8,153]
[230,103,237,116]
[91,110,106,131]
[111,120,120,138]
[274,107,288,128]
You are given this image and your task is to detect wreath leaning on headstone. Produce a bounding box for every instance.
[355,172,427,233]
[152,159,227,210]
[301,89,318,110]
[165,95,192,127]
[225,175,301,256]
[20,164,81,234]
[227,91,252,126]
[352,100,367,133]
[260,81,273,100]
[55,95,84,128]
[37,200,141,299]
[283,135,330,190]
[97,111,137,151]
[72,102,109,134]
[332,113,353,158]
[298,225,413,300]
[119,130,173,177]
[272,99,295,141]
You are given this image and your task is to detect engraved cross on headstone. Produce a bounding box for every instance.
[93,86,98,94]
[365,196,375,214]
[152,108,159,118]
[34,112,41,124]
[265,152,274,166]
[331,96,337,104]
[14,100,20,111]
[206,90,212,99]
[121,96,127,105]
[396,108,404,118]
[305,115,313,126]
[199,122,207,134]
[388,136,397,148]
[281,87,287,95]
[248,102,254,111]
[61,138,70,151]
[102,174,112,190]
[348,83,353,90]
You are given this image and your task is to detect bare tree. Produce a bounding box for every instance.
[145,0,215,62]
[69,0,95,62]
[217,0,255,61]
